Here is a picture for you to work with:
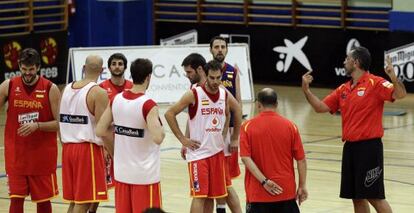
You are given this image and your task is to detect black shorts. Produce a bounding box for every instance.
[340,138,385,199]
[246,199,300,213]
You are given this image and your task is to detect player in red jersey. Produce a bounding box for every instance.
[0,48,61,213]
[99,53,133,100]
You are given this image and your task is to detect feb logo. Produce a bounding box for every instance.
[3,41,22,70]
[40,37,58,65]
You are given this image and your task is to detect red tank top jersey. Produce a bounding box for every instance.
[99,79,133,100]
[5,76,57,175]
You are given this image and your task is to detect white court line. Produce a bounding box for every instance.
[1,143,413,154]
[305,143,414,155]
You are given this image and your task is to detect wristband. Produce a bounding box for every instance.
[261,178,268,186]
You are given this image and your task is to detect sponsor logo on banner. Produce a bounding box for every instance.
[40,37,59,79]
[3,41,22,71]
[385,42,414,82]
[40,37,58,65]
[335,38,361,77]
[3,38,59,80]
[69,44,254,103]
[346,38,361,54]
[273,36,312,73]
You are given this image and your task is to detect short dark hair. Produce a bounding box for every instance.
[130,58,152,84]
[107,53,127,69]
[209,36,228,49]
[350,46,371,71]
[19,48,40,67]
[203,60,222,76]
[181,53,206,71]
[257,88,278,107]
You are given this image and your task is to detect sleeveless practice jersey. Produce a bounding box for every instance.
[5,76,57,175]
[112,91,159,184]
[59,82,103,145]
[99,79,133,100]
[187,86,226,162]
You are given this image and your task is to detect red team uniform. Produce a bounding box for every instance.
[221,63,241,184]
[59,82,108,203]
[186,85,227,198]
[99,79,133,188]
[240,111,305,203]
[111,91,162,212]
[99,79,133,100]
[5,76,58,202]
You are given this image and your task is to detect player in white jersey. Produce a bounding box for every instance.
[59,55,110,213]
[96,58,165,213]
[181,53,242,213]
[165,60,240,213]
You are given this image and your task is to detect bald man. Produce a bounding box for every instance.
[59,55,110,213]
[240,88,307,213]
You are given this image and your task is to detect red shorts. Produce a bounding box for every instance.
[228,150,241,179]
[62,142,108,203]
[115,181,162,213]
[224,157,232,187]
[188,151,227,198]
[7,173,58,202]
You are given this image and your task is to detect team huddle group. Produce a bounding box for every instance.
[0,36,406,213]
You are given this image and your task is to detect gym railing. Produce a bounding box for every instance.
[0,0,68,37]
[154,0,390,31]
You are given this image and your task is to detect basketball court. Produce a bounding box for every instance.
[0,84,413,212]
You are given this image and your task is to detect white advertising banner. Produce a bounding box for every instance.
[385,42,414,82]
[68,44,254,104]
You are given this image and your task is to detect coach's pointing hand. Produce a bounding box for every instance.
[301,70,313,91]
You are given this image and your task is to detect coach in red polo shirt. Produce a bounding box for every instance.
[302,46,406,213]
[240,88,308,213]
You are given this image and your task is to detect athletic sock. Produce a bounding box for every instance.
[37,200,52,213]
[216,204,226,213]
[10,198,24,213]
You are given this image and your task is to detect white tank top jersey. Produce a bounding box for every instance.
[59,82,103,146]
[187,86,226,162]
[112,92,160,184]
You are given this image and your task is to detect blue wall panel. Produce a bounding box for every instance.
[389,11,414,32]
[68,0,153,47]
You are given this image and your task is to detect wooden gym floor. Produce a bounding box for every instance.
[0,84,413,212]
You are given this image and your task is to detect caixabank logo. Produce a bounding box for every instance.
[3,41,22,71]
[273,36,312,73]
